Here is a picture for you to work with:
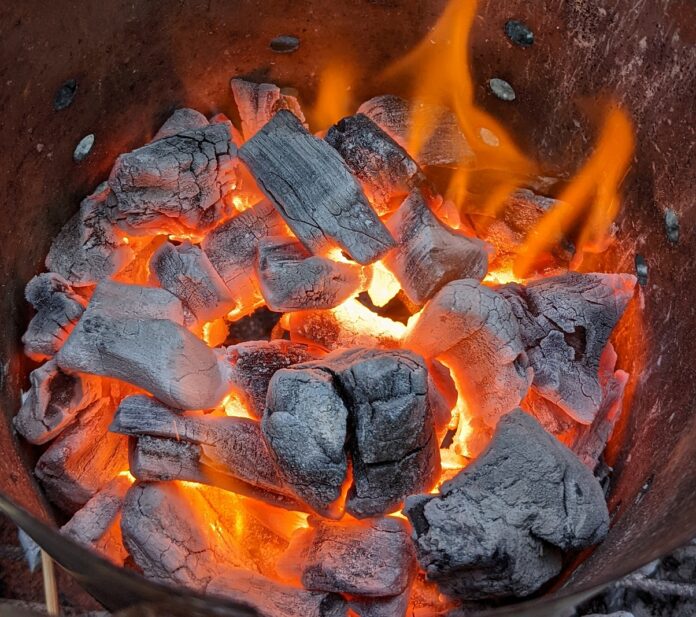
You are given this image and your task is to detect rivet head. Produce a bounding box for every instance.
[505,20,534,47]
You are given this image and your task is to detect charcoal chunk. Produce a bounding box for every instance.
[325,113,427,216]
[404,279,532,427]
[223,340,320,418]
[263,367,349,517]
[46,183,135,286]
[22,272,87,361]
[202,200,287,317]
[153,108,209,141]
[107,122,237,234]
[257,236,363,311]
[499,272,636,424]
[384,190,489,305]
[239,110,395,265]
[13,359,102,445]
[404,410,608,600]
[349,587,411,617]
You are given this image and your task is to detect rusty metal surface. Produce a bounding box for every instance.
[0,0,694,614]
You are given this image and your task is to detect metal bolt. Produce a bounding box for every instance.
[270,35,300,54]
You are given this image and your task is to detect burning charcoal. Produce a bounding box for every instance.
[60,474,132,565]
[121,482,257,589]
[384,190,489,305]
[230,78,307,140]
[223,340,320,418]
[499,272,636,424]
[239,110,395,265]
[325,113,428,216]
[350,588,411,617]
[257,236,364,311]
[357,95,475,167]
[209,568,347,617]
[57,283,227,410]
[302,348,440,517]
[404,279,532,427]
[202,200,287,316]
[520,388,578,439]
[46,183,135,287]
[153,108,209,141]
[293,517,416,597]
[35,398,128,513]
[22,273,87,361]
[263,368,349,517]
[282,298,406,352]
[13,359,102,445]
[405,410,609,600]
[149,240,235,325]
[107,122,237,235]
[427,360,458,435]
[85,280,185,322]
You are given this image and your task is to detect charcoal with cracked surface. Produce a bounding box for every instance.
[107,122,237,235]
[153,108,209,141]
[384,190,489,305]
[499,272,636,424]
[223,339,321,418]
[13,359,102,445]
[257,236,364,311]
[239,110,395,265]
[46,183,135,286]
[22,272,87,361]
[325,113,428,216]
[404,410,609,600]
[404,279,532,427]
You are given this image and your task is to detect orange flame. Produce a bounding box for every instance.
[514,107,635,277]
[309,61,356,131]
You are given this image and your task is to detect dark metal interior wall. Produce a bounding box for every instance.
[0,0,694,614]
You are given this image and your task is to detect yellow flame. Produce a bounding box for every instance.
[482,267,523,286]
[514,106,635,277]
[202,318,228,347]
[117,470,135,482]
[437,358,475,459]
[309,60,355,131]
[221,392,253,419]
[331,298,407,342]
[366,261,401,307]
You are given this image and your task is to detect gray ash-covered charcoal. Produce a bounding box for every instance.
[325,113,428,216]
[405,279,532,427]
[223,340,320,418]
[230,78,306,140]
[149,240,235,324]
[153,108,209,141]
[384,190,489,305]
[357,95,475,167]
[46,183,134,287]
[22,272,87,361]
[257,236,364,311]
[297,517,416,597]
[201,200,287,316]
[107,122,237,235]
[209,568,347,617]
[404,410,609,600]
[60,474,131,565]
[263,367,349,517]
[499,272,636,424]
[36,398,128,513]
[57,282,227,410]
[13,359,102,445]
[130,435,203,482]
[350,587,411,617]
[239,110,395,265]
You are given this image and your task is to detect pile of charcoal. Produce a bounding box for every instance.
[15,78,637,616]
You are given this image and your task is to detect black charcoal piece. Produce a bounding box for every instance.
[325,113,427,216]
[405,410,609,600]
[384,190,489,305]
[153,108,209,141]
[13,359,102,445]
[107,122,237,234]
[53,79,78,111]
[223,340,320,418]
[270,35,300,53]
[499,272,636,424]
[150,240,235,324]
[22,272,87,361]
[263,367,349,517]
[257,236,363,311]
[664,209,679,244]
[231,78,306,140]
[46,183,135,287]
[405,279,532,427]
[298,517,416,597]
[239,110,395,265]
[357,95,475,167]
[201,200,287,316]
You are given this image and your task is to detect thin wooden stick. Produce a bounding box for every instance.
[40,550,59,616]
